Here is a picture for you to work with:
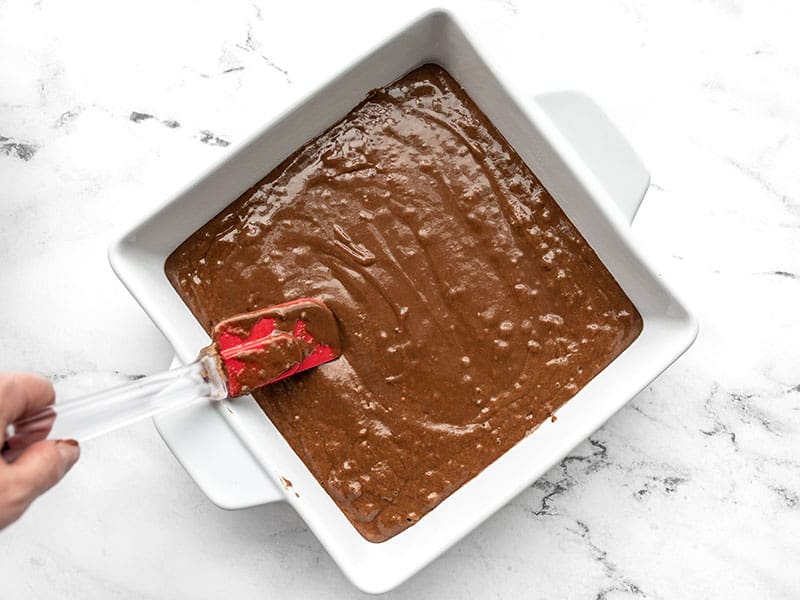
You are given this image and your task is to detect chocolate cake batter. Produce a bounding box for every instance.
[166,64,643,542]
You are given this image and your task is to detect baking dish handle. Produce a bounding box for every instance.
[534,91,650,225]
[153,357,285,508]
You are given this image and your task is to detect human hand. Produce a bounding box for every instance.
[0,373,80,530]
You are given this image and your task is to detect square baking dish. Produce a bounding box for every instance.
[109,9,697,593]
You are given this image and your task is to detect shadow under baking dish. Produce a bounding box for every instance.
[109,9,697,594]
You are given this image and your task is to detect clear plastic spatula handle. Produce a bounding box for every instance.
[6,354,228,443]
[5,299,341,445]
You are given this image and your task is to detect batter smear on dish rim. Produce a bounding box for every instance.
[165,64,643,542]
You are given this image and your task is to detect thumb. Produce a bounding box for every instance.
[0,440,79,529]
[9,439,80,500]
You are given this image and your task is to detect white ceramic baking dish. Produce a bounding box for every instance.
[109,9,697,593]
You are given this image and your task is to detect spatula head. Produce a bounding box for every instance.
[212,298,341,397]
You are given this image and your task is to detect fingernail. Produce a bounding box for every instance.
[56,439,80,465]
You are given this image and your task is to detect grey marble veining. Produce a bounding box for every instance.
[1,0,798,597]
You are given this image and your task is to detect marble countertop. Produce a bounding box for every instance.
[1,0,798,597]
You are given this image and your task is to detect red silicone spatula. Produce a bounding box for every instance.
[6,298,341,443]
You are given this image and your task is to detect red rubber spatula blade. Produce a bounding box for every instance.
[212,298,341,397]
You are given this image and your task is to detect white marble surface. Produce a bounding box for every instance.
[1,0,799,597]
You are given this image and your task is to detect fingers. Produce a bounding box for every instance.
[0,375,77,530]
[11,438,79,487]
[0,439,80,529]
[0,373,55,431]
[2,423,53,462]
